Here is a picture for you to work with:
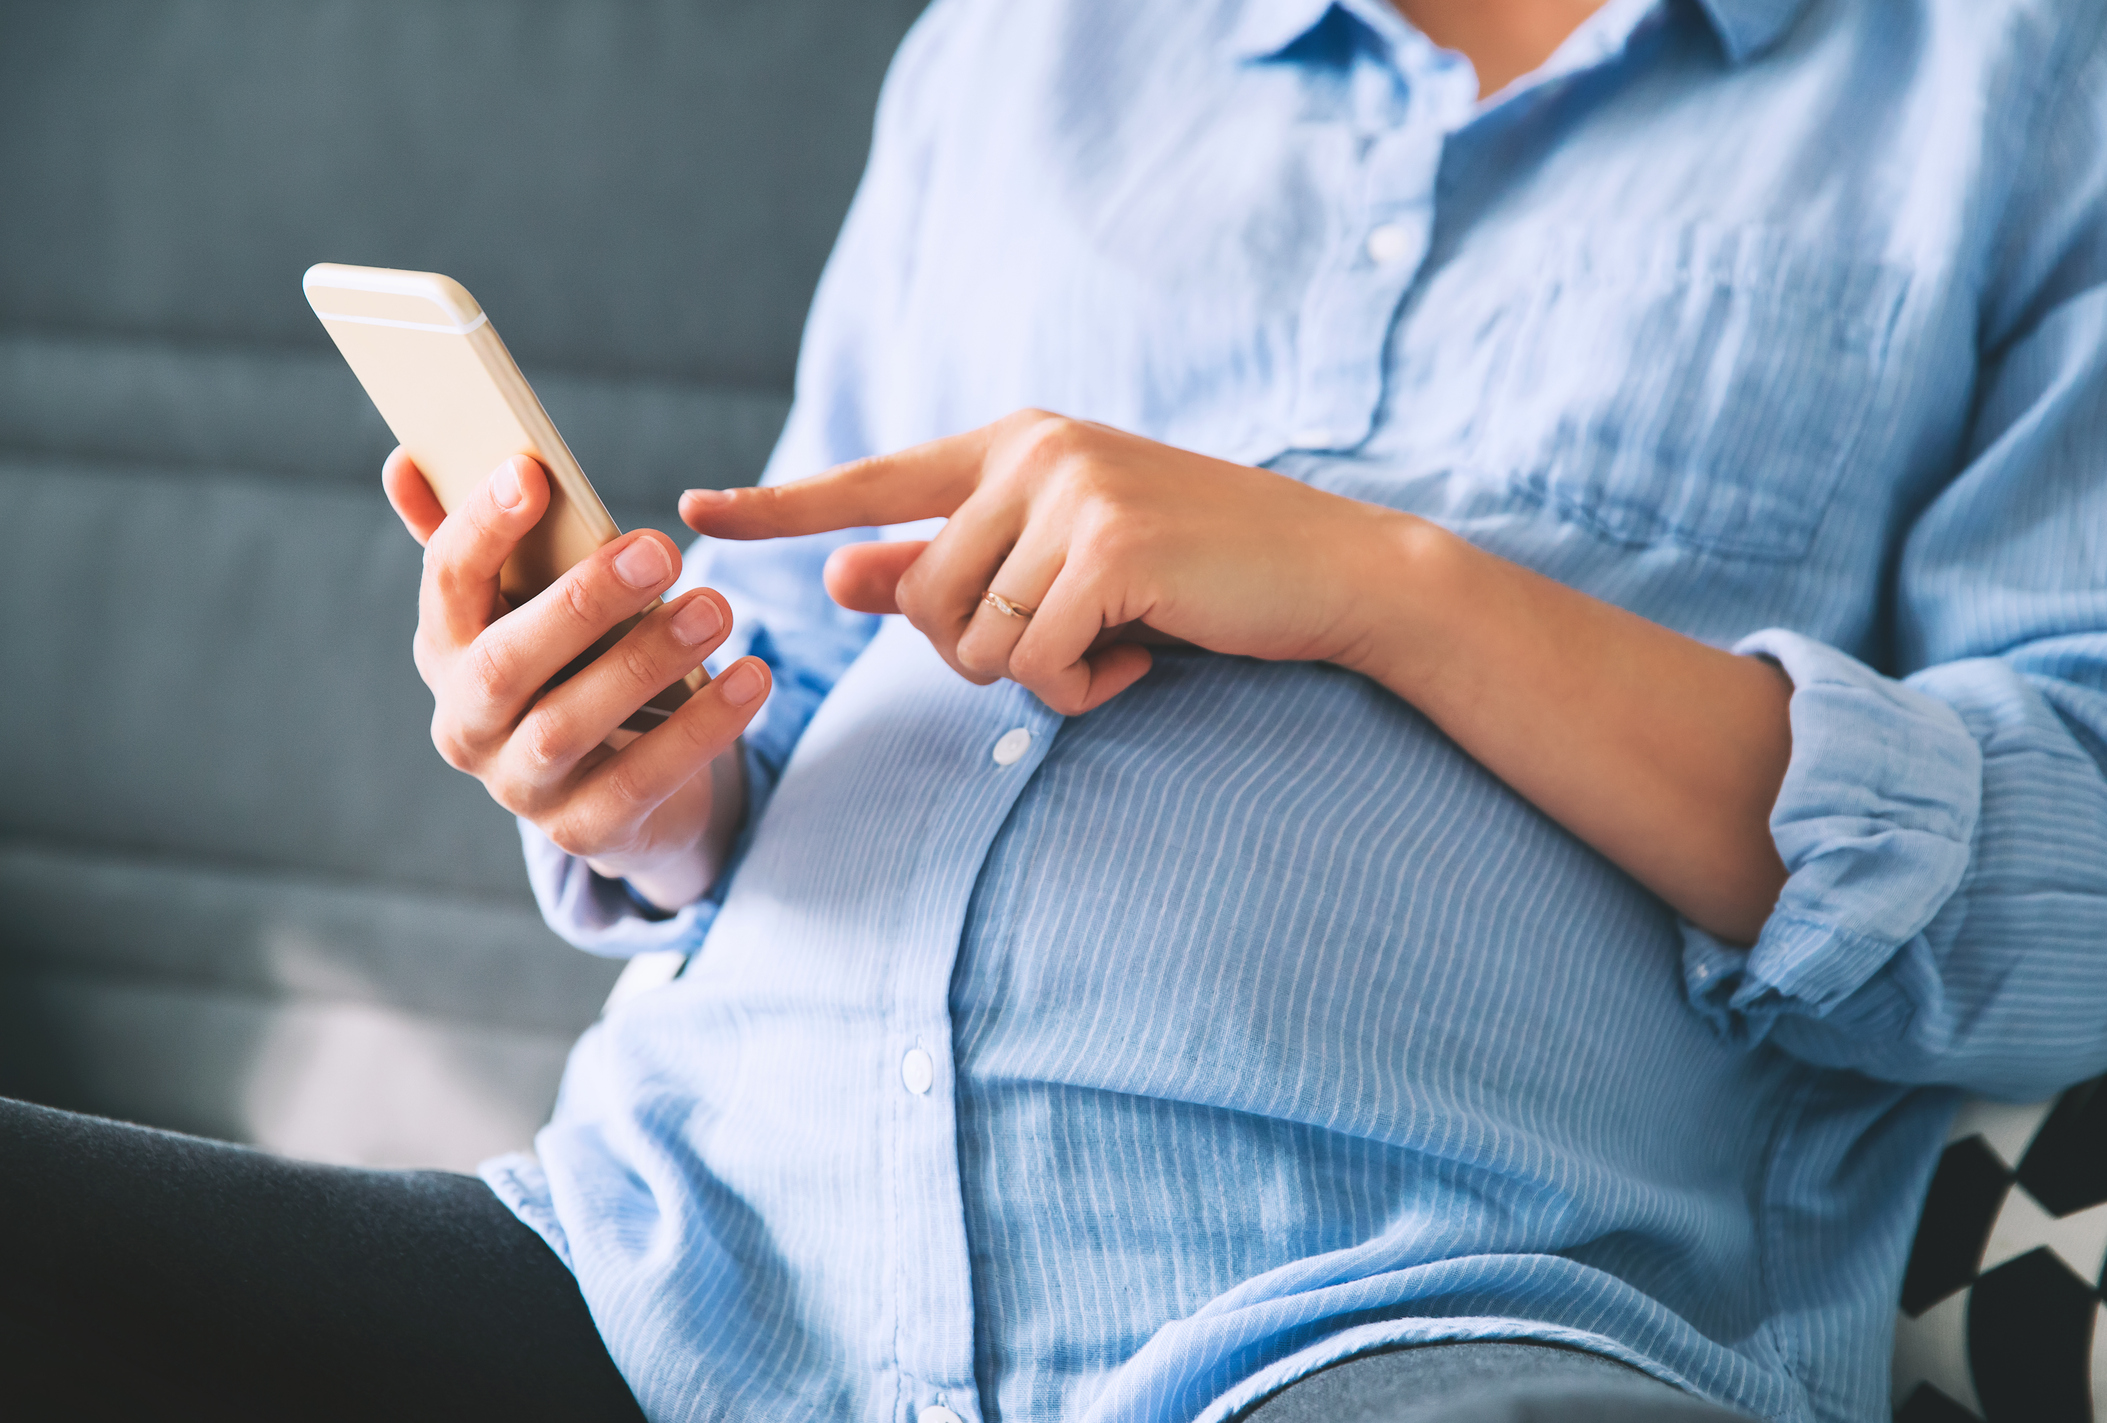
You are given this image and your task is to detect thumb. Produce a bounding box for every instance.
[823,540,929,614]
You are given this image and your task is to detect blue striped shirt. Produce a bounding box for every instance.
[482,1,2107,1419]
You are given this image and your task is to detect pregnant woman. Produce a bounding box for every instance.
[7,0,2107,1420]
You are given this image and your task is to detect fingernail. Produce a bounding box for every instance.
[684,488,731,506]
[492,461,524,510]
[614,538,671,588]
[670,595,724,646]
[719,660,765,707]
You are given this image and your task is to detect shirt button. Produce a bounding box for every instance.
[901,1047,935,1095]
[992,727,1032,765]
[918,1409,963,1423]
[1366,222,1414,266]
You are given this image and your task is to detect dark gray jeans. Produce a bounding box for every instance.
[0,1097,645,1421]
[1243,1341,1758,1422]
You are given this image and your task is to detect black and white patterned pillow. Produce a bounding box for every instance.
[1894,1076,2107,1422]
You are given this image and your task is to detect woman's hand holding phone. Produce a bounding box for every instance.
[382,450,772,911]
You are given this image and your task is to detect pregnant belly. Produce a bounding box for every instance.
[947,646,1763,1174]
[922,651,1797,1419]
[586,624,1793,1408]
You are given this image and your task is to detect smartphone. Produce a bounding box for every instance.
[304,263,704,731]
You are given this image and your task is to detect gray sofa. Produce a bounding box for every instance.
[0,0,926,1170]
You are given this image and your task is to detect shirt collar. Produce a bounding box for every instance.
[1227,0,1813,67]
[1692,0,1812,63]
[1225,0,1337,61]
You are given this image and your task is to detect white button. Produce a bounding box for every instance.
[991,727,1032,766]
[1365,222,1414,266]
[901,1046,935,1095]
[1290,427,1337,450]
[918,1408,963,1423]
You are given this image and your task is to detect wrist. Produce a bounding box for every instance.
[1330,510,1486,706]
[582,743,750,912]
[588,842,713,914]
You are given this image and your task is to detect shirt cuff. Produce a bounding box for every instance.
[1681,629,1982,1042]
[518,818,719,960]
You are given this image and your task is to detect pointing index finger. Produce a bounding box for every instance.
[680,426,992,540]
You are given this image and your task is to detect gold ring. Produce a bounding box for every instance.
[981,590,1036,619]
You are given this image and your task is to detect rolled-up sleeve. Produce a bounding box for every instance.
[1681,40,2107,1098]
[1682,630,1982,1034]
[1682,625,2107,1099]
[520,2,959,957]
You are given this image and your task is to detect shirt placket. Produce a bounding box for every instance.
[880,680,1065,1423]
[1285,48,1474,454]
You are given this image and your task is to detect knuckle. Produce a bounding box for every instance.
[461,490,503,537]
[559,572,606,630]
[598,762,655,816]
[955,637,1006,681]
[949,658,1000,687]
[430,552,464,602]
[895,572,940,631]
[1071,458,1126,502]
[542,813,602,860]
[430,711,475,773]
[1000,406,1059,437]
[464,639,513,706]
[663,703,717,756]
[1011,411,1086,469]
[894,561,928,611]
[894,565,964,635]
[902,605,949,648]
[617,640,662,691]
[1008,641,1053,684]
[1023,667,1089,715]
[426,518,478,575]
[483,776,536,819]
[1080,508,1144,562]
[512,711,570,778]
[683,719,727,762]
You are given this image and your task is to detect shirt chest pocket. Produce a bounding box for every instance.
[1457,226,1909,562]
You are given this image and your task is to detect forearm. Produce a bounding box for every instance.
[1345,517,1792,945]
[688,414,1793,942]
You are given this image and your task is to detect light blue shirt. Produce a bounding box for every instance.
[481,2,2107,1420]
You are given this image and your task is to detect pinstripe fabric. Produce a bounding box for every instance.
[484,1,2107,1420]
